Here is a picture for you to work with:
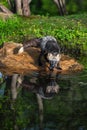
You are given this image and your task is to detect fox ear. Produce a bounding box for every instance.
[29,38,42,43]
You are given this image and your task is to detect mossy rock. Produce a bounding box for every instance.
[0,42,84,75]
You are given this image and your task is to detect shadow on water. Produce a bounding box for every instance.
[0,70,87,130]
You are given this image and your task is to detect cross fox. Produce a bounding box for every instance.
[18,36,62,71]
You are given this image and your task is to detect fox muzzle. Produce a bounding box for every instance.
[49,60,57,70]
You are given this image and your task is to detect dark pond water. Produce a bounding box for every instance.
[0,68,87,130]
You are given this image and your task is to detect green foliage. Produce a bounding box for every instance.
[0,16,22,44]
[30,0,87,15]
[41,0,58,16]
[66,0,79,14]
[0,0,9,8]
[1,0,87,15]
[0,14,87,51]
[66,0,87,14]
[31,0,58,16]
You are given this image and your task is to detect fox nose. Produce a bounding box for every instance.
[49,60,57,70]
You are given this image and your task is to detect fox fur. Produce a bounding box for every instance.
[18,36,61,70]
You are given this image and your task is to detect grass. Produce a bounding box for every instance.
[0,13,87,52]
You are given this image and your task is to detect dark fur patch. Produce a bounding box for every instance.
[21,36,61,70]
[45,40,60,53]
[23,38,41,50]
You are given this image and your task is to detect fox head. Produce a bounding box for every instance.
[47,52,61,70]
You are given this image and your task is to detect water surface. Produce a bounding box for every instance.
[0,69,87,130]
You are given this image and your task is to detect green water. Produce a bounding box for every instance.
[0,67,87,130]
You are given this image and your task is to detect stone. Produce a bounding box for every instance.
[0,42,84,75]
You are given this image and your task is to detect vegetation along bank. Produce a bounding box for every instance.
[0,13,87,57]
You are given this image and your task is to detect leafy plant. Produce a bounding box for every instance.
[0,14,87,53]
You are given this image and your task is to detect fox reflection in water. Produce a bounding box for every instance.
[5,73,60,100]
[6,73,59,130]
[22,75,60,99]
